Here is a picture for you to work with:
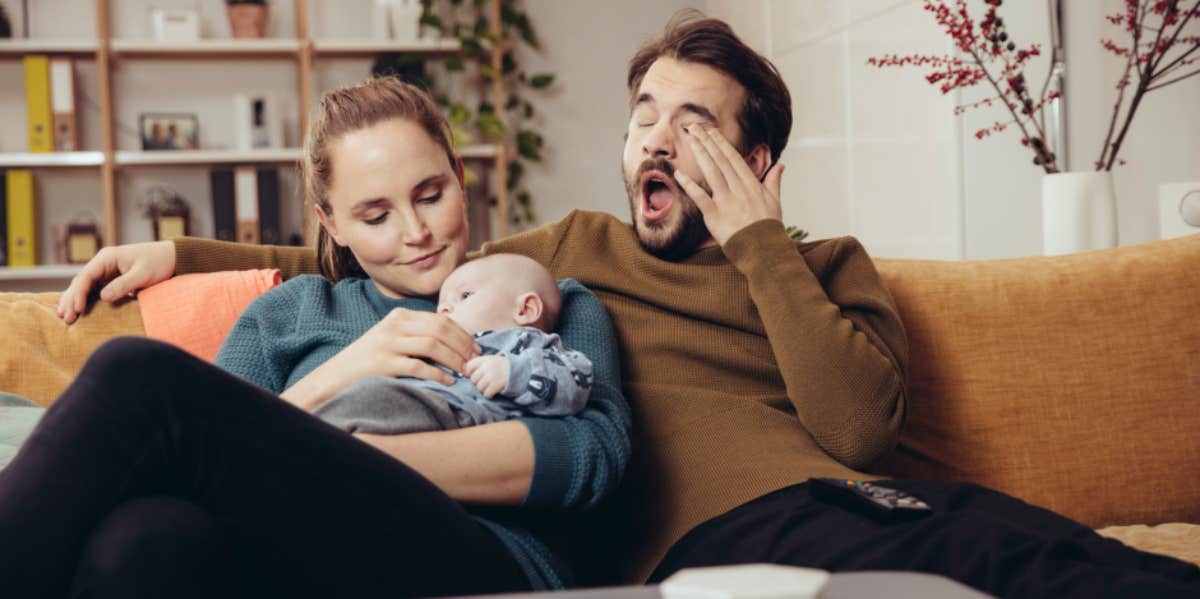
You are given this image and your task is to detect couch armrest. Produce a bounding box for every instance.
[0,292,145,406]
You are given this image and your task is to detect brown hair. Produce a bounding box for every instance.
[627,10,792,163]
[305,77,457,282]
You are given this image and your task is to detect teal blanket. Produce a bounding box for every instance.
[0,393,44,469]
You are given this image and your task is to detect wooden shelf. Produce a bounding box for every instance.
[110,39,302,59]
[0,39,100,58]
[11,0,512,245]
[458,144,502,160]
[313,38,461,57]
[115,149,303,166]
[0,152,106,168]
[0,265,83,281]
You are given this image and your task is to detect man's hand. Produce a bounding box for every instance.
[57,240,176,324]
[464,355,510,399]
[674,124,785,246]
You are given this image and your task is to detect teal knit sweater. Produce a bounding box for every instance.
[214,274,631,590]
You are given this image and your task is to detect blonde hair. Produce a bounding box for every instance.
[305,77,457,282]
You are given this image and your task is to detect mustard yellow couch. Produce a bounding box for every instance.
[2,234,1198,566]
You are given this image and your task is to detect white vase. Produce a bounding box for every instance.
[1042,171,1118,255]
[389,0,423,42]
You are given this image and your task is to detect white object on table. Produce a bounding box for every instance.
[660,564,830,599]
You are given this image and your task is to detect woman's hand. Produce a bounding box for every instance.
[282,308,482,411]
[57,241,176,324]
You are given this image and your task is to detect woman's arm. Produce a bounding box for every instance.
[355,421,534,504]
[359,282,630,509]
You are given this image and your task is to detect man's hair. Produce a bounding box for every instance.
[627,10,793,163]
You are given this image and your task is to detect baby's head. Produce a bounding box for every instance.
[436,254,562,334]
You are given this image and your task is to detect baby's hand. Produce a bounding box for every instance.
[464,355,509,399]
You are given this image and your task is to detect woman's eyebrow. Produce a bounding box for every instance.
[412,174,448,195]
[350,198,390,214]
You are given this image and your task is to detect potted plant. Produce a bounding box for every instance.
[869,0,1199,254]
[227,0,268,39]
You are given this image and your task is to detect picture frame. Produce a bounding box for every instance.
[139,113,198,151]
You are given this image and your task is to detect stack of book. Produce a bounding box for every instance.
[24,54,78,152]
[1,170,37,267]
[210,167,281,245]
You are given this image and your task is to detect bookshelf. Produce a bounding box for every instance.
[1,0,512,283]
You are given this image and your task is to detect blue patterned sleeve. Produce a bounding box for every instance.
[517,279,631,511]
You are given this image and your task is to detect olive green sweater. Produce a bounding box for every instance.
[174,210,908,583]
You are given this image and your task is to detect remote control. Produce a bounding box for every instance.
[808,478,933,522]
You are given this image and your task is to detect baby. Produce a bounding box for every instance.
[313,254,595,434]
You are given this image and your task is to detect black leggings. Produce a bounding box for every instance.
[649,481,1200,598]
[0,337,529,598]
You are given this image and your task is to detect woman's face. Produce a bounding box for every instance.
[317,118,469,299]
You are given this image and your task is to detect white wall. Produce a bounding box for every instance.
[707,0,963,259]
[706,0,1200,259]
[512,0,702,227]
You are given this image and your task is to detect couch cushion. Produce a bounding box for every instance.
[1097,523,1200,568]
[873,234,1200,529]
[0,292,145,406]
[138,269,281,362]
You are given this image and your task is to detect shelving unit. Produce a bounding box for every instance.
[2,0,512,282]
[0,264,83,281]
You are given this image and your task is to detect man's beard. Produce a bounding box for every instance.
[623,158,713,260]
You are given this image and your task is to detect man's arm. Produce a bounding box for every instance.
[174,238,319,280]
[724,220,908,470]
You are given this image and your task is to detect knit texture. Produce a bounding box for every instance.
[176,209,908,583]
[213,274,631,590]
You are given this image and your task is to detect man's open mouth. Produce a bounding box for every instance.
[640,170,675,223]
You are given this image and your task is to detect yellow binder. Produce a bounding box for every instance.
[6,170,37,267]
[24,55,54,153]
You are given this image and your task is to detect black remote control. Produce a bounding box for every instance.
[808,478,933,523]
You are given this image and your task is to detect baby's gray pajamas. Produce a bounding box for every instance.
[313,327,594,433]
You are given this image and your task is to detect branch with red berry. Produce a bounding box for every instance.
[868,0,1199,174]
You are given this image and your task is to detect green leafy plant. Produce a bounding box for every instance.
[785,225,809,242]
[418,0,555,225]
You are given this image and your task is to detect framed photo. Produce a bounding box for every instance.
[139,113,198,151]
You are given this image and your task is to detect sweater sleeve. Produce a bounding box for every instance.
[174,237,319,281]
[516,280,631,512]
[722,219,908,470]
[474,212,575,266]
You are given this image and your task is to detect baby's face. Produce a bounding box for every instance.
[436,261,525,334]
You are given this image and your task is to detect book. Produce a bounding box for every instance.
[234,166,259,244]
[0,171,7,266]
[24,55,53,153]
[256,167,281,245]
[50,57,79,152]
[6,170,37,267]
[209,168,237,242]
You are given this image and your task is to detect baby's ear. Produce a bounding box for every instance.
[513,291,544,327]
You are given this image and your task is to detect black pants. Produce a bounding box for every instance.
[649,481,1200,598]
[0,337,529,598]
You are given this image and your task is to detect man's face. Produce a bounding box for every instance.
[622,57,748,259]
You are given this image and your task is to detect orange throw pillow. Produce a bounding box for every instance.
[137,269,281,362]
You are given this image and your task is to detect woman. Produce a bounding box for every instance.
[2,78,630,598]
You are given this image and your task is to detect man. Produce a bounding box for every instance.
[60,12,1200,598]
